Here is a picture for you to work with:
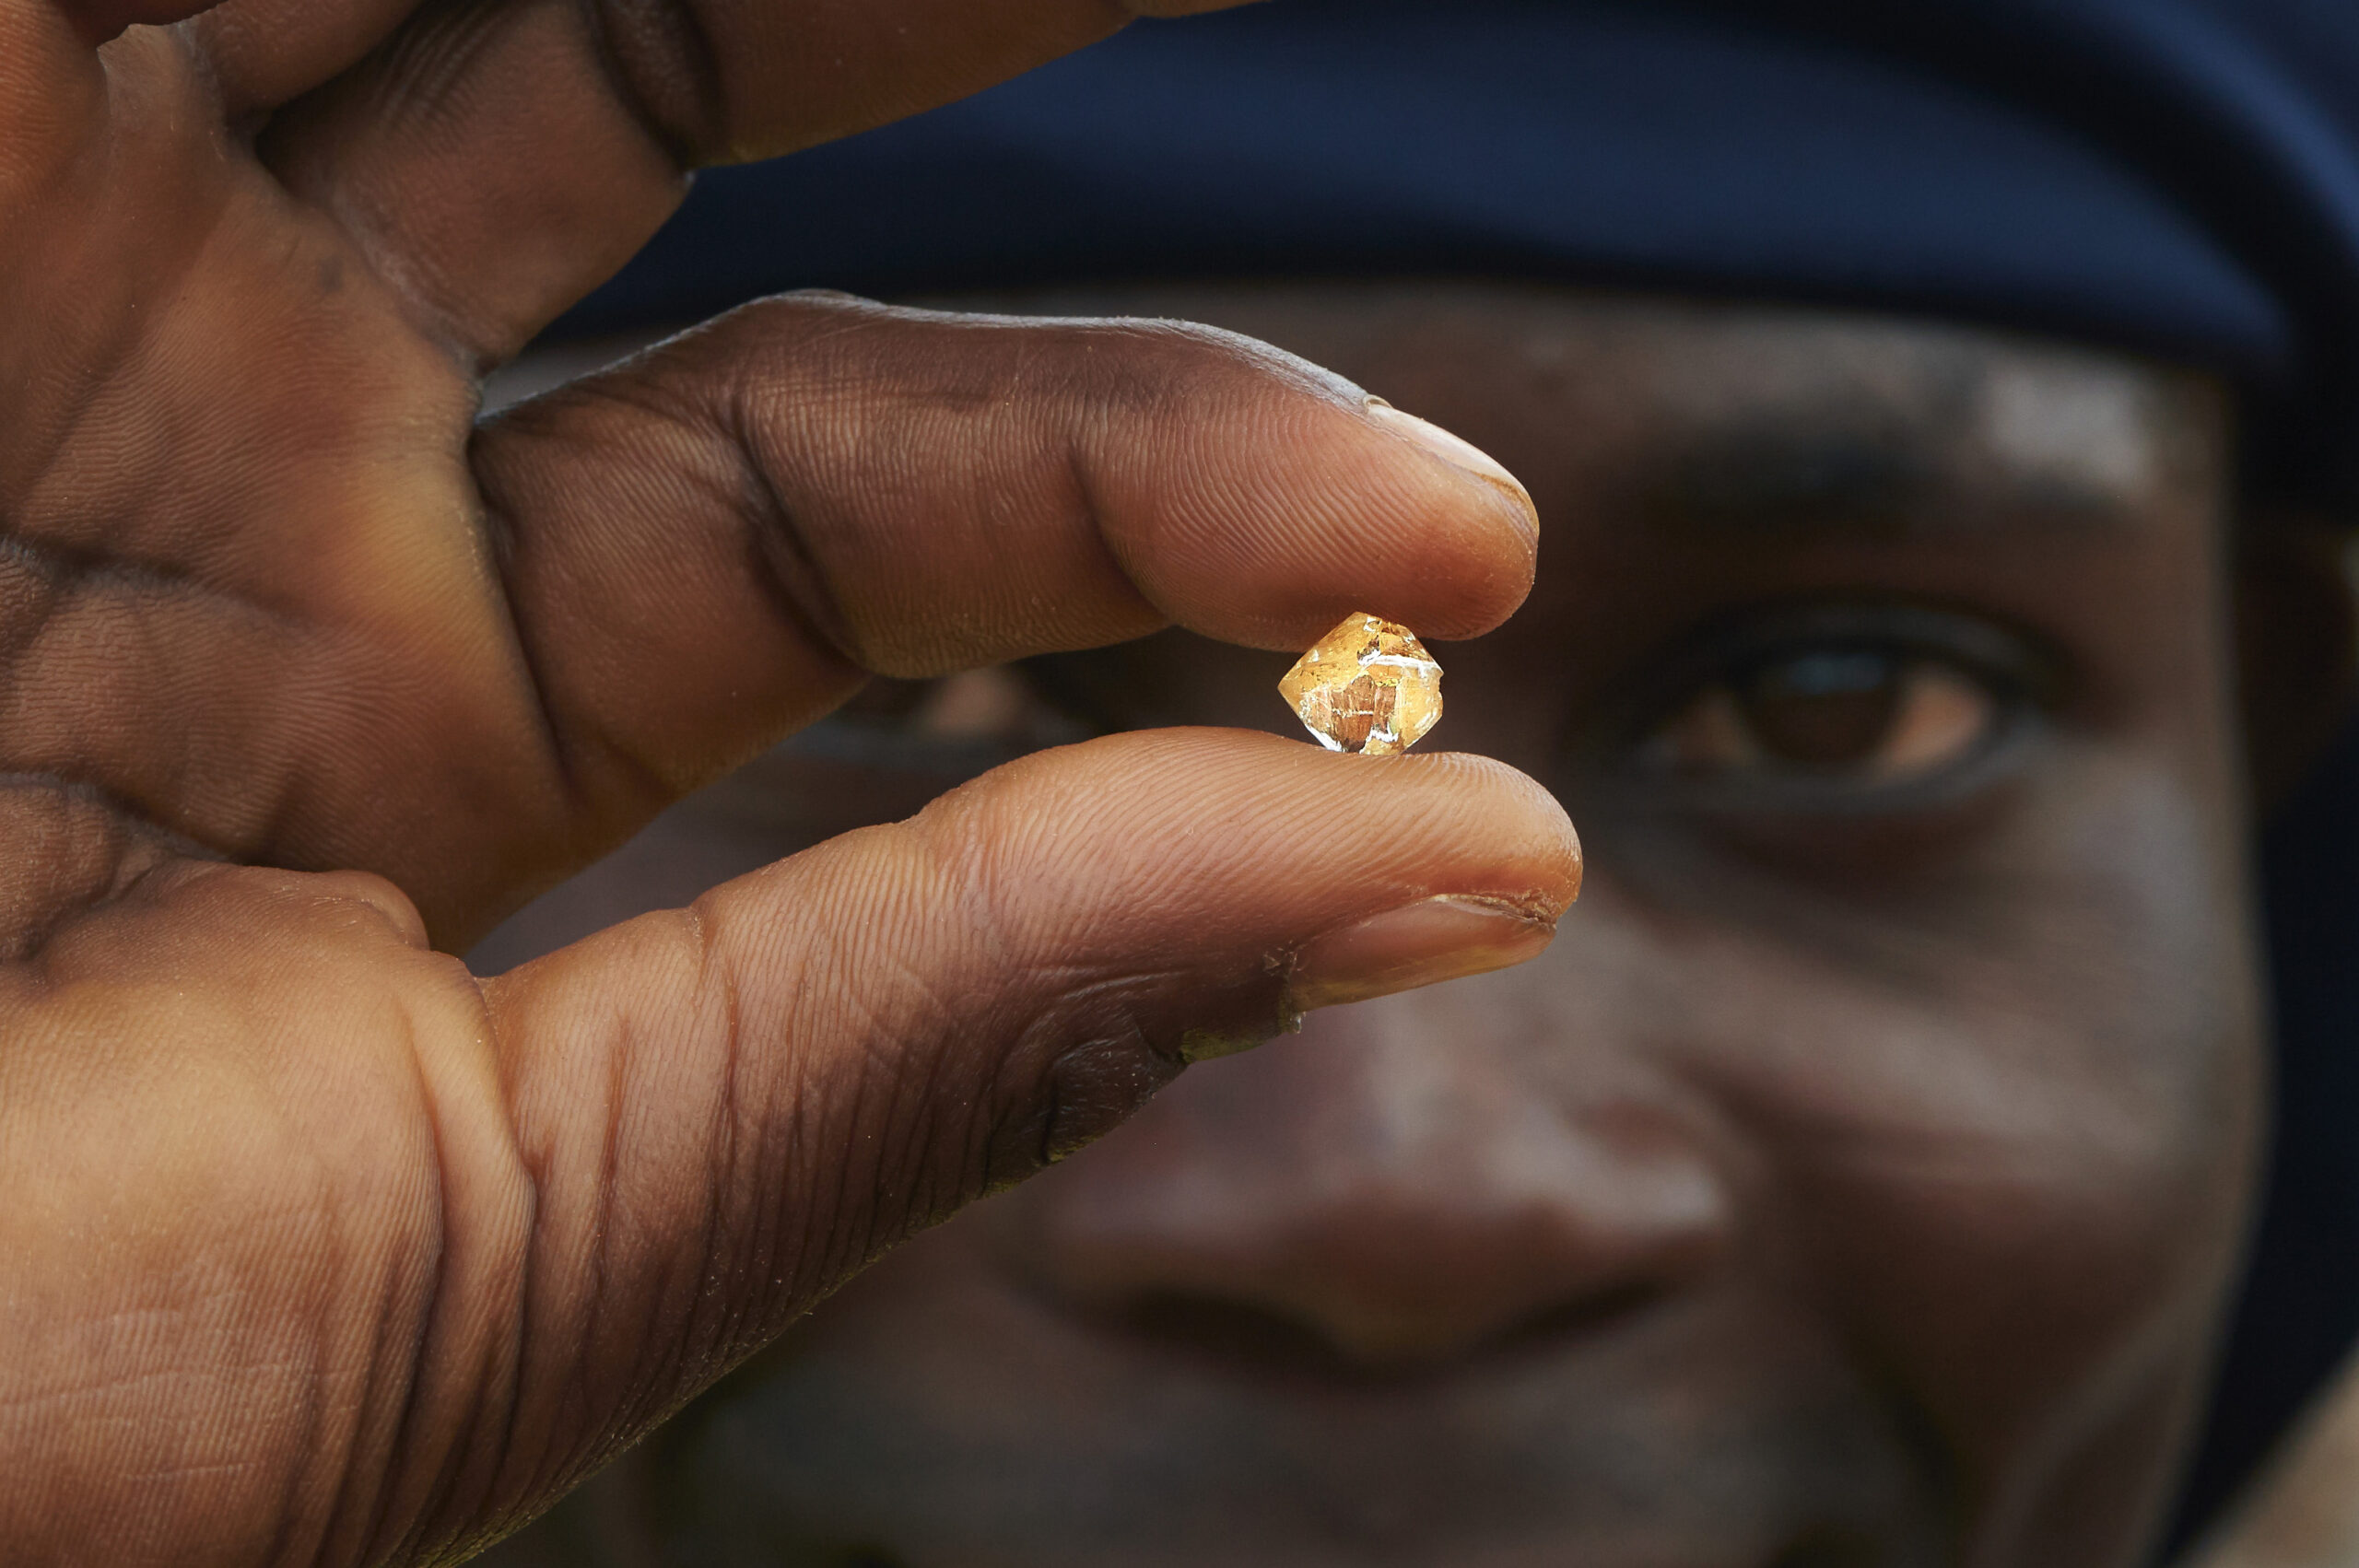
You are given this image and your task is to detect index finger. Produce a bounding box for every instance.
[435,293,1537,931]
[29,0,1250,119]
[16,0,1265,365]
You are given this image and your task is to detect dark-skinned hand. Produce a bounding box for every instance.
[0,2,1580,1562]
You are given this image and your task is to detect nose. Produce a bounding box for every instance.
[1006,980,1735,1371]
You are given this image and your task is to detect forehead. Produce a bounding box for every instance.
[979,282,2231,524]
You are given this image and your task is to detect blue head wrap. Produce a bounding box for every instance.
[556,0,2359,1540]
[565,0,2359,503]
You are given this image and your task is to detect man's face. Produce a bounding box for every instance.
[507,286,2273,1568]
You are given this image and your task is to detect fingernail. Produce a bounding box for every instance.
[1364,398,1538,529]
[1286,895,1556,1012]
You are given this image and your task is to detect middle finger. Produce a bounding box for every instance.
[258,0,1256,367]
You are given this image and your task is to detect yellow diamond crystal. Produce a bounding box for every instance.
[1279,613,1443,756]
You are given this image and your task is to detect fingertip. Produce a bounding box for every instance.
[1281,397,1542,644]
[950,731,1580,924]
[1362,398,1539,538]
[1386,748,1583,913]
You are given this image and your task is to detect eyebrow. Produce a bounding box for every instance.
[1644,415,2142,537]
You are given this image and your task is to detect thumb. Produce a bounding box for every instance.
[470,728,1579,1517]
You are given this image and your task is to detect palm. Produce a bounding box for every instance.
[0,3,1572,1562]
[10,10,816,943]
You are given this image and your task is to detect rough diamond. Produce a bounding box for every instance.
[1279,613,1443,756]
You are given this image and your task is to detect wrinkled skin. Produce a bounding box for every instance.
[486,285,2359,1568]
[0,9,1588,1566]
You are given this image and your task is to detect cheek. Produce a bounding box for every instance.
[1538,743,2265,1497]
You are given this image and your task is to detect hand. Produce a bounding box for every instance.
[0,2,1579,1562]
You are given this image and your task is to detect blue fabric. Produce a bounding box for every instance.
[557,0,2359,499]
[568,3,2285,364]
[552,0,2359,1545]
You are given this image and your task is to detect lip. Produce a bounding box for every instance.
[1058,1282,1673,1390]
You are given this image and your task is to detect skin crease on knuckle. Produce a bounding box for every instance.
[468,280,2325,1568]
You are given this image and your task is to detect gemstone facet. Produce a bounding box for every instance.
[1279,613,1443,755]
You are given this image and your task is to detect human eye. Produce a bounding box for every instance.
[1623,603,2049,811]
